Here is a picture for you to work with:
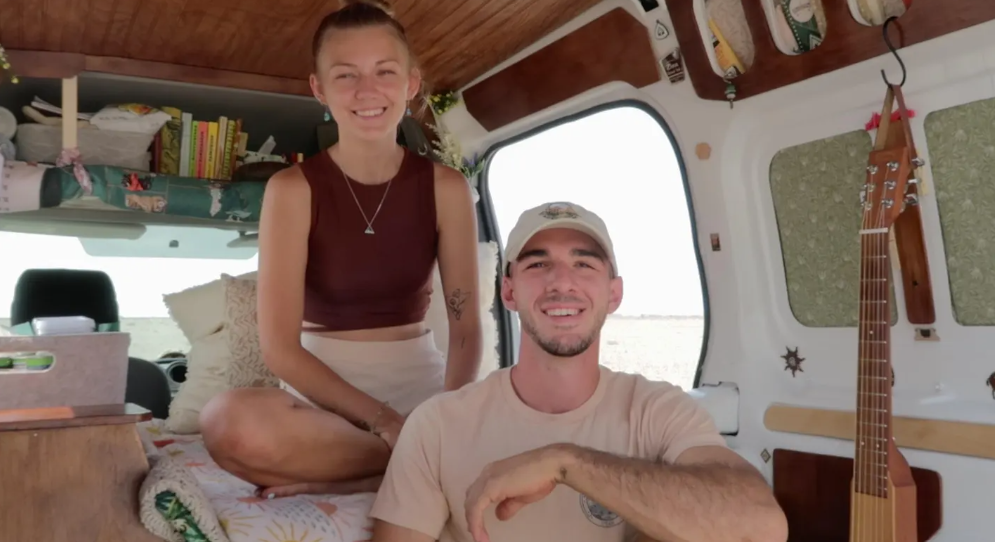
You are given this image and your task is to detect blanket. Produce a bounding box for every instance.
[136,419,378,542]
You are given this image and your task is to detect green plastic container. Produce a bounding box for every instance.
[8,352,54,371]
[21,353,54,371]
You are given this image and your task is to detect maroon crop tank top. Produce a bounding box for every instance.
[298,148,438,332]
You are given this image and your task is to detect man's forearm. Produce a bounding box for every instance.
[443,327,482,391]
[554,444,787,542]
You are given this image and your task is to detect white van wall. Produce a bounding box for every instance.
[443,1,995,539]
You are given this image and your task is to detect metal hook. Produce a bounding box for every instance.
[881,16,907,87]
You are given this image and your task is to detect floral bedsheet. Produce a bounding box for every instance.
[138,419,377,542]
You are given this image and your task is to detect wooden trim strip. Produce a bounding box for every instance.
[764,403,995,461]
[0,403,152,432]
[6,49,311,96]
[5,50,85,79]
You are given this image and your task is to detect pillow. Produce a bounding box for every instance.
[424,241,501,379]
[164,329,231,434]
[222,273,279,389]
[163,271,257,343]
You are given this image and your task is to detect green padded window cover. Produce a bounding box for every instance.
[925,97,995,325]
[769,129,898,327]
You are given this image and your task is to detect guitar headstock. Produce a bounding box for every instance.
[860,146,921,229]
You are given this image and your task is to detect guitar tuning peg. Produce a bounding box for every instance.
[905,193,919,206]
[912,157,926,168]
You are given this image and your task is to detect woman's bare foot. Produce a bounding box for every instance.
[258,475,384,499]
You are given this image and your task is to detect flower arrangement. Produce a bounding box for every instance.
[427,90,459,117]
[422,91,485,179]
[427,121,485,180]
[0,42,18,84]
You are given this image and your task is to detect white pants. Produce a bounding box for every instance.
[281,330,446,417]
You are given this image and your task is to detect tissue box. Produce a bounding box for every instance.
[0,333,130,410]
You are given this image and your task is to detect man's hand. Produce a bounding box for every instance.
[463,445,568,542]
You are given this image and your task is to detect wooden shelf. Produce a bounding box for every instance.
[6,50,311,96]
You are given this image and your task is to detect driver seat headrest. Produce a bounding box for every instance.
[10,268,119,327]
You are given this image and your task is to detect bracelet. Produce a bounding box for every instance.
[366,401,389,434]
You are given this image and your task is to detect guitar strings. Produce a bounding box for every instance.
[857,169,869,542]
[876,188,883,542]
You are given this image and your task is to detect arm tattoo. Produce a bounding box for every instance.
[446,289,471,320]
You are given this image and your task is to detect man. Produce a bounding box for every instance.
[369,201,788,542]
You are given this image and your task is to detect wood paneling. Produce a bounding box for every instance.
[773,449,942,542]
[665,0,995,102]
[0,418,160,541]
[0,0,602,95]
[462,8,660,131]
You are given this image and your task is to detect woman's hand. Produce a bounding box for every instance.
[375,409,407,451]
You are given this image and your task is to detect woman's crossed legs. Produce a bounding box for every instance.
[199,387,391,498]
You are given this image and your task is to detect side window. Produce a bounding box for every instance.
[483,104,706,390]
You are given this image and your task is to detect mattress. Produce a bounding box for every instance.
[137,418,377,542]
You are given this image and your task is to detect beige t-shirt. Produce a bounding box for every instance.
[370,365,728,542]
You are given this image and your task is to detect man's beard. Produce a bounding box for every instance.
[520,309,605,357]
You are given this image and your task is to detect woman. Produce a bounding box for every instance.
[199,0,483,499]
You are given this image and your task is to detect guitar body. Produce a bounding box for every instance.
[849,441,917,542]
[849,84,920,542]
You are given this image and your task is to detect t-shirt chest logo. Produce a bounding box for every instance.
[579,494,624,527]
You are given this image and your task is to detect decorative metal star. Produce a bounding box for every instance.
[782,347,805,377]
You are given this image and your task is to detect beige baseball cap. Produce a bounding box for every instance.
[503,201,617,276]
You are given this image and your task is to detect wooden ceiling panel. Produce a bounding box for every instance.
[0,0,604,95]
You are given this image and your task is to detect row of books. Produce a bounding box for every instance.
[152,107,250,180]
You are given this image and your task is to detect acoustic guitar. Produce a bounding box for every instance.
[850,83,919,542]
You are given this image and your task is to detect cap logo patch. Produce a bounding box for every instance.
[539,202,579,220]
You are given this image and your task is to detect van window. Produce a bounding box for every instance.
[0,229,257,360]
[484,104,706,390]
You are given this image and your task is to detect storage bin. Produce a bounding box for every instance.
[0,332,130,410]
[15,123,153,170]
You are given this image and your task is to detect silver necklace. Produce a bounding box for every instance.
[342,171,392,235]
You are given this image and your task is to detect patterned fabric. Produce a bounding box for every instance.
[769,129,898,326]
[56,147,93,195]
[46,164,265,223]
[925,98,995,325]
[138,419,377,542]
[222,274,279,389]
[156,492,213,542]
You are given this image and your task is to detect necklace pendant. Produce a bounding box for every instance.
[364,226,375,235]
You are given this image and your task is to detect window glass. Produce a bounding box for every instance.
[486,105,705,390]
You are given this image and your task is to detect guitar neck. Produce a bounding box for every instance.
[855,227,894,497]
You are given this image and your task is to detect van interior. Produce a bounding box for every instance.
[0,0,992,540]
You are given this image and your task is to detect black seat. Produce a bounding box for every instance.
[10,268,172,419]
